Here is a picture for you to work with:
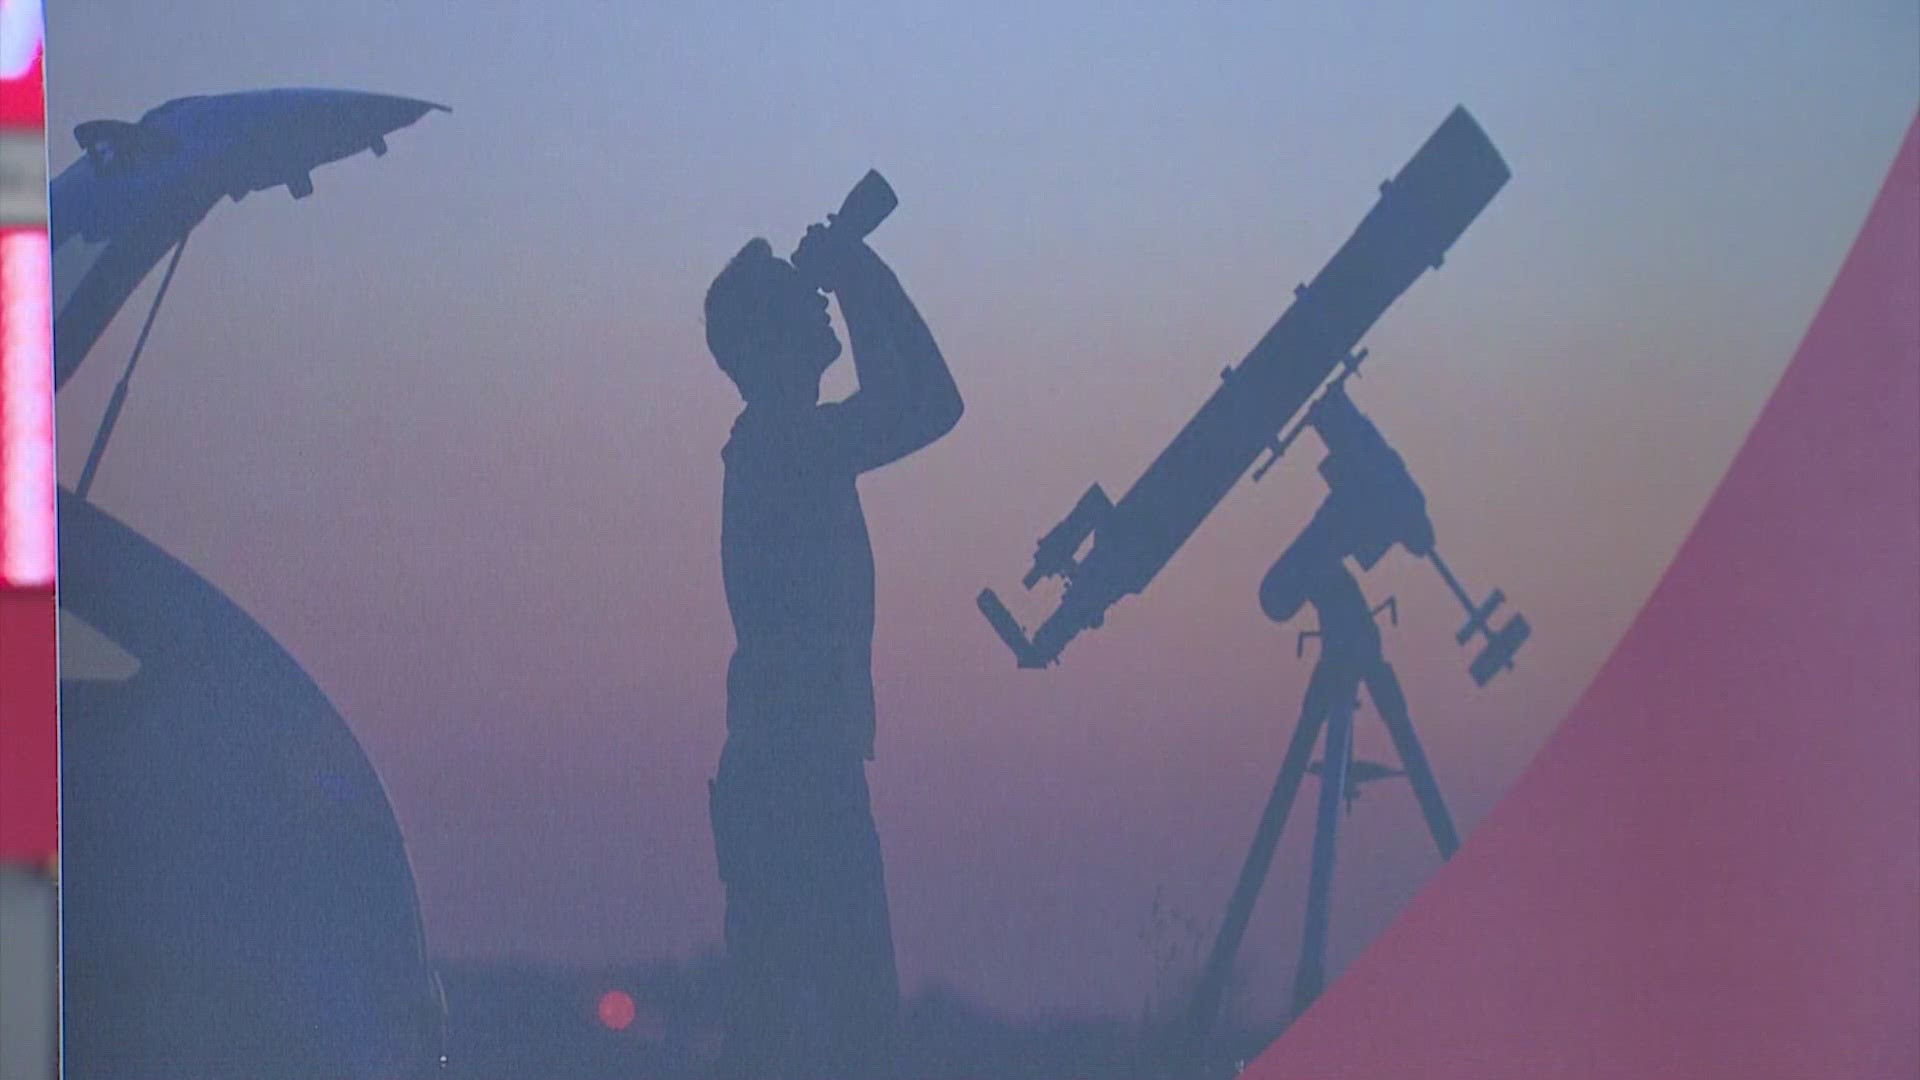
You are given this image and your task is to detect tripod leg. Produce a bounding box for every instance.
[1290,683,1356,1019]
[1177,660,1339,1055]
[1362,660,1460,859]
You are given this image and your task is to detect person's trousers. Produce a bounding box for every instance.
[708,733,899,1076]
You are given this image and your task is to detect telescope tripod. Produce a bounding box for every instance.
[1175,565,1459,1067]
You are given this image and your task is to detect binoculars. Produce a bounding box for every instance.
[827,169,898,240]
[791,169,897,285]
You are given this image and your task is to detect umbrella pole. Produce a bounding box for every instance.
[75,229,192,501]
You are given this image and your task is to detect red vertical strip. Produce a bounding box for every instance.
[0,590,56,863]
[0,3,56,866]
[0,41,39,124]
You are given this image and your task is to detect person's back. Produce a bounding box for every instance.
[702,229,961,1076]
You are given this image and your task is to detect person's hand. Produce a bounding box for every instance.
[791,222,866,293]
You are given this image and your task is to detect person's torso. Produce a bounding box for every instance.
[719,406,877,752]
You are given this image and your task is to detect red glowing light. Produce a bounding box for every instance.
[597,989,637,1032]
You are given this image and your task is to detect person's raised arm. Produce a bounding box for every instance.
[795,226,962,471]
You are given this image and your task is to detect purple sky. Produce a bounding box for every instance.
[47,1,1919,1020]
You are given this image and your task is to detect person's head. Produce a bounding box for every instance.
[704,238,842,404]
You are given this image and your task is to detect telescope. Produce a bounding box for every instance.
[978,107,1511,668]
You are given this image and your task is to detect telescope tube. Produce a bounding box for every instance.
[997,106,1510,666]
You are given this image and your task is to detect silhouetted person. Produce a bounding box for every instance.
[704,224,961,1077]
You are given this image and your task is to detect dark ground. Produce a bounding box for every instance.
[436,953,1281,1079]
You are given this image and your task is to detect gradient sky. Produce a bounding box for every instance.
[46,1,1919,1020]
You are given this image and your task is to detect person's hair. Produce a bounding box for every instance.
[704,238,789,398]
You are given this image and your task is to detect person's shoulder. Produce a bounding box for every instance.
[725,404,844,468]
